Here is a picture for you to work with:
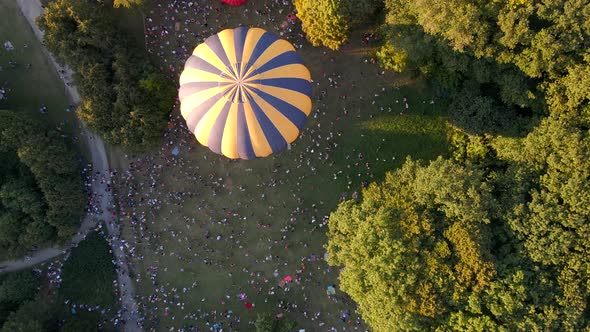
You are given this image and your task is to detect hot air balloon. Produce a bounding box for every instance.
[221,0,248,6]
[179,27,312,159]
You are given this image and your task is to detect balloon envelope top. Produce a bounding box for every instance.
[179,27,312,160]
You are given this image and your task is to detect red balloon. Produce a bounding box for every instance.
[221,0,248,6]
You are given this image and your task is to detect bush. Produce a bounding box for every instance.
[376,42,407,72]
[295,0,380,50]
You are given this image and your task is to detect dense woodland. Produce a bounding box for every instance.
[0,111,85,257]
[38,0,175,152]
[0,231,116,331]
[297,0,590,331]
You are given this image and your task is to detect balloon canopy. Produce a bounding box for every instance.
[179,27,312,159]
[221,0,248,7]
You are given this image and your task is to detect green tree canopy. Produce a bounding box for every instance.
[0,111,85,256]
[255,313,297,332]
[113,0,143,8]
[295,0,380,50]
[0,271,40,326]
[38,0,174,152]
[328,158,499,331]
[0,297,57,332]
[373,0,590,135]
[328,148,590,331]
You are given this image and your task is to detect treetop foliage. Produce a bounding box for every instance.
[0,270,40,327]
[38,0,175,152]
[295,0,381,50]
[0,111,85,257]
[324,1,590,331]
[113,0,143,8]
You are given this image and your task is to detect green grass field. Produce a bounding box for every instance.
[109,0,450,330]
[0,0,85,155]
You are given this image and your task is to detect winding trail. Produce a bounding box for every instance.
[0,1,142,330]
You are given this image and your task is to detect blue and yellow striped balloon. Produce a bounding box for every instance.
[179,27,312,160]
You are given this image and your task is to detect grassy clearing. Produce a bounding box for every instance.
[0,0,86,156]
[114,0,450,330]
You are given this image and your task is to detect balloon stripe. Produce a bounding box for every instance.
[246,64,310,82]
[204,34,234,76]
[184,91,227,131]
[184,55,222,75]
[255,78,311,96]
[194,91,233,144]
[241,28,266,75]
[246,40,295,77]
[233,27,249,76]
[194,44,232,77]
[221,103,239,159]
[203,98,233,153]
[218,29,238,74]
[247,32,278,68]
[247,86,308,130]
[179,68,235,85]
[243,102,272,156]
[251,52,304,77]
[249,97,287,153]
[236,103,256,159]
[180,85,232,117]
[250,93,300,143]
[247,85,311,116]
[178,82,231,101]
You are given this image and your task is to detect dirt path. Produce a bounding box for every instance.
[0,1,142,330]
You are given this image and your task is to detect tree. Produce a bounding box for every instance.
[0,111,85,256]
[327,158,498,331]
[377,0,590,133]
[0,271,40,326]
[113,0,143,8]
[255,313,297,332]
[295,0,380,50]
[38,0,173,152]
[328,149,590,331]
[0,297,57,332]
[491,117,590,329]
[448,93,526,136]
[60,318,98,332]
[0,271,39,305]
[37,0,115,69]
[255,314,275,332]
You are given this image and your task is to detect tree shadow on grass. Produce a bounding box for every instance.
[329,112,449,189]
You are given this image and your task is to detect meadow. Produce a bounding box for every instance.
[112,1,451,330]
[0,0,83,145]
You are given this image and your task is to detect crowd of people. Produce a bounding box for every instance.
[18,0,431,330]
[144,0,306,80]
[107,1,415,331]
[35,167,134,329]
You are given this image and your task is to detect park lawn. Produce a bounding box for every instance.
[58,231,119,330]
[0,0,85,261]
[0,0,87,156]
[115,0,450,330]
